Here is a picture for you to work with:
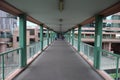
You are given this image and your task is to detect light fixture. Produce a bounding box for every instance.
[59,0,64,12]
[59,18,63,22]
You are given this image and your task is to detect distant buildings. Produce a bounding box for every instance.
[13,27,40,48]
[0,10,120,54]
[75,12,120,54]
[0,10,17,53]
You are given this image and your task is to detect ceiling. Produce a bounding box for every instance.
[5,0,119,32]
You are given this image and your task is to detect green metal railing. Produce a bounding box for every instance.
[74,39,78,50]
[66,37,120,80]
[81,35,118,39]
[80,41,94,62]
[101,50,120,80]
[0,48,21,80]
[27,42,41,60]
[49,38,51,44]
[0,38,51,80]
[43,38,48,49]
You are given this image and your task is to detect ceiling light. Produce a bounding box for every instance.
[59,18,63,22]
[59,0,64,12]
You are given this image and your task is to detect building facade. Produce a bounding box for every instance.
[0,10,17,53]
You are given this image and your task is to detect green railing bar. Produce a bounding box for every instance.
[0,47,21,56]
[0,39,51,80]
[2,55,5,80]
[116,57,119,80]
[102,50,120,57]
[27,41,41,46]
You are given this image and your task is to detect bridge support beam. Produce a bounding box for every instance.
[19,14,27,67]
[78,25,82,52]
[94,15,103,69]
[40,24,43,51]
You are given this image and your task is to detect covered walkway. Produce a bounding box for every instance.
[13,40,104,80]
[0,0,120,80]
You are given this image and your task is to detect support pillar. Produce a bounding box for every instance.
[50,31,52,43]
[19,14,27,67]
[47,29,49,46]
[72,28,74,46]
[70,30,72,45]
[94,15,103,69]
[67,32,69,42]
[69,31,71,43]
[40,24,43,51]
[78,25,82,52]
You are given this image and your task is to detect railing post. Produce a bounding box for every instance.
[116,57,119,80]
[78,25,82,52]
[94,15,103,69]
[47,29,49,46]
[19,14,27,67]
[72,28,74,46]
[40,24,43,51]
[2,55,5,80]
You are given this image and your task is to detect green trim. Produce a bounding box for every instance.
[19,14,27,67]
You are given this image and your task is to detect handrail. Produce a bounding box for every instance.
[102,49,120,57]
[27,41,40,47]
[0,47,21,56]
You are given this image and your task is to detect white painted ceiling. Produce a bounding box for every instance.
[5,0,119,32]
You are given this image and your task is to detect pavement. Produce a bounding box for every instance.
[13,39,104,80]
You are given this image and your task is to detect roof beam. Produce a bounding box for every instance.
[71,1,120,31]
[0,0,56,31]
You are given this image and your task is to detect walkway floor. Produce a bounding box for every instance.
[13,40,104,80]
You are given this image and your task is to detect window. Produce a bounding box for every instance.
[17,36,19,42]
[112,15,120,20]
[28,29,35,35]
[30,39,35,44]
[111,23,120,27]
